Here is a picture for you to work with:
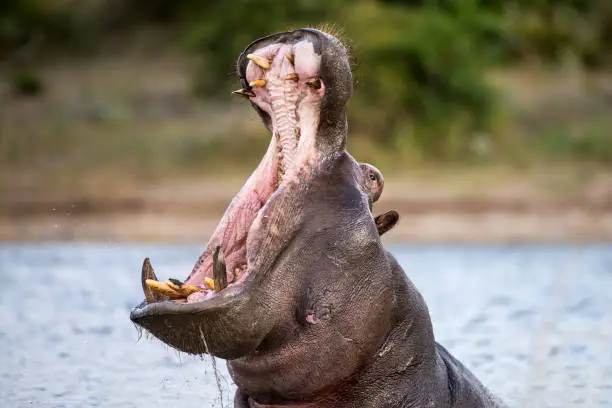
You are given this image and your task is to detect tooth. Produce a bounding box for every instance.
[247,54,270,70]
[232,88,255,98]
[141,258,166,303]
[284,73,299,81]
[233,267,240,277]
[165,278,201,297]
[145,279,182,298]
[249,79,266,88]
[212,246,228,292]
[205,277,215,290]
[306,77,321,90]
[284,51,294,65]
[165,278,182,291]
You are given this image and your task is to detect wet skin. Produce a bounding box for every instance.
[130,28,506,407]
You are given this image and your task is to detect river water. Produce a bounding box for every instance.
[0,243,611,408]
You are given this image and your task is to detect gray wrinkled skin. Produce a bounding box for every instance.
[130,28,507,407]
[231,155,506,408]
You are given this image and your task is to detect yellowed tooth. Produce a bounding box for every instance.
[249,79,266,88]
[204,277,215,290]
[165,279,181,291]
[306,77,322,90]
[165,279,201,297]
[145,279,181,298]
[179,284,201,296]
[247,54,271,70]
[284,51,294,65]
[284,73,299,81]
[232,88,255,98]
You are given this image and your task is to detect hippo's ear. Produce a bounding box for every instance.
[375,210,399,236]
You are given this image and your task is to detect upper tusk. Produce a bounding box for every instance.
[232,88,256,98]
[247,54,271,70]
[306,77,322,90]
[249,79,266,88]
[284,51,294,65]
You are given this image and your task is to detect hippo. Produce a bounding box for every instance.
[130,28,506,407]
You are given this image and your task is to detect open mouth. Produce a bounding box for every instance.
[133,30,328,308]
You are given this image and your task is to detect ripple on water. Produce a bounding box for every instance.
[1,243,611,408]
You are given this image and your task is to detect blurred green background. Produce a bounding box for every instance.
[1,0,611,241]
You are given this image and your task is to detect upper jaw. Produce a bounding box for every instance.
[131,28,354,320]
[235,29,352,147]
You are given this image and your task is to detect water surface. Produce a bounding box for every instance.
[1,244,611,407]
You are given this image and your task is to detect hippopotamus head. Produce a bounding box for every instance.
[130,28,504,408]
[130,28,370,356]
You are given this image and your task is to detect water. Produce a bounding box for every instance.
[1,244,611,408]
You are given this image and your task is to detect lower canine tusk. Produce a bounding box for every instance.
[141,258,167,303]
[212,245,228,292]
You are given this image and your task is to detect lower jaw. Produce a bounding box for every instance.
[156,137,287,304]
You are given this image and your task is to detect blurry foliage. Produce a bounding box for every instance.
[183,0,341,96]
[2,0,612,163]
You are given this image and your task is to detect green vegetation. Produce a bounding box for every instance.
[1,0,612,190]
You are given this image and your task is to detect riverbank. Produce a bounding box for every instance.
[2,50,611,244]
[2,171,610,243]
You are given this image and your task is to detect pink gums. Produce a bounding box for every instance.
[184,38,326,301]
[184,139,279,292]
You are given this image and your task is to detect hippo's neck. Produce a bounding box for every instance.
[227,158,447,406]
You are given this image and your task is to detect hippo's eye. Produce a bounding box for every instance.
[369,174,377,181]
